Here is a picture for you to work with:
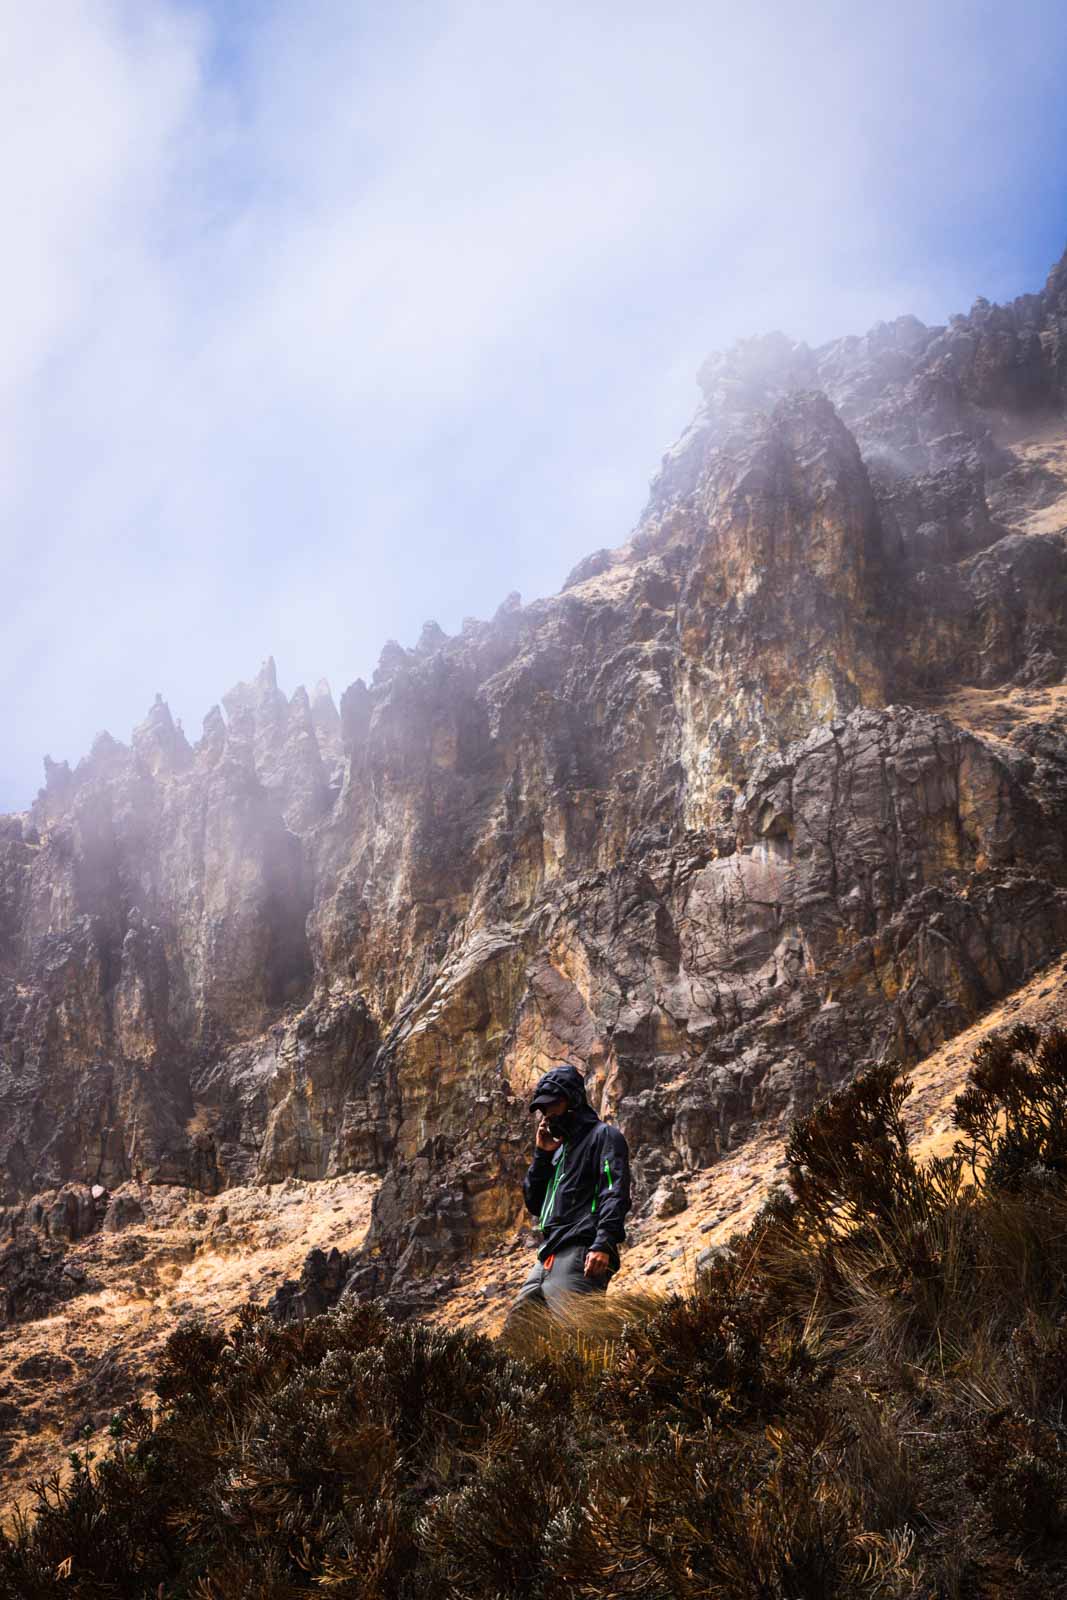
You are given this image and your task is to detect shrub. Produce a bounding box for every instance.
[8,1024,1067,1597]
[952,1024,1067,1193]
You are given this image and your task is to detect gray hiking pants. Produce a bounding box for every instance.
[503,1241,616,1332]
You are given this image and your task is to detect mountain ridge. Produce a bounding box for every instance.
[4,246,1067,1430]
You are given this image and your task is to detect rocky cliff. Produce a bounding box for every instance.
[5,248,1067,1336]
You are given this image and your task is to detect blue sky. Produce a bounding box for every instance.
[4,0,1067,811]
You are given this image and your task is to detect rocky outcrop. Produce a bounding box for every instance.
[268,1245,349,1324]
[4,248,1067,1318]
[0,1184,107,1325]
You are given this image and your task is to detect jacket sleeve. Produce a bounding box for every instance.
[523,1147,555,1219]
[591,1124,631,1256]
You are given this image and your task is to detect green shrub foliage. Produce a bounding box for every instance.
[7,1025,1067,1596]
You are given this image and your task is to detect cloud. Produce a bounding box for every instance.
[3,0,1065,808]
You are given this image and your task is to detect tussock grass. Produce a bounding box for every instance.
[6,1024,1067,1596]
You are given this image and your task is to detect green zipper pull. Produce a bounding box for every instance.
[592,1155,614,1213]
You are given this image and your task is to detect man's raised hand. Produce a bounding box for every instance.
[535,1115,562,1152]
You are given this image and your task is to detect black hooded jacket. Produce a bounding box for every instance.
[522,1064,631,1270]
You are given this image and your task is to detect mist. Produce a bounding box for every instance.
[4,0,1066,810]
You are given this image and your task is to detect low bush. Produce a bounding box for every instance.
[6,1025,1067,1597]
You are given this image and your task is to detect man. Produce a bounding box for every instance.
[503,1062,631,1330]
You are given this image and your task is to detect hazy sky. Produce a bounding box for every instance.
[4,0,1067,811]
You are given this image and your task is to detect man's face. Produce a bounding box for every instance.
[537,1095,568,1119]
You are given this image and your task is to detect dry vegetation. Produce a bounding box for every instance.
[6,1024,1067,1598]
[0,1173,379,1514]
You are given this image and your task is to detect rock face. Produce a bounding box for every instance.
[4,249,1067,1318]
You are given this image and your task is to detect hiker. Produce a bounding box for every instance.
[503,1062,631,1330]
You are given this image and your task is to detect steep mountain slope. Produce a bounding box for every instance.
[4,248,1067,1450]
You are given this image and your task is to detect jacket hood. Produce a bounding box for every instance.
[529,1064,601,1132]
